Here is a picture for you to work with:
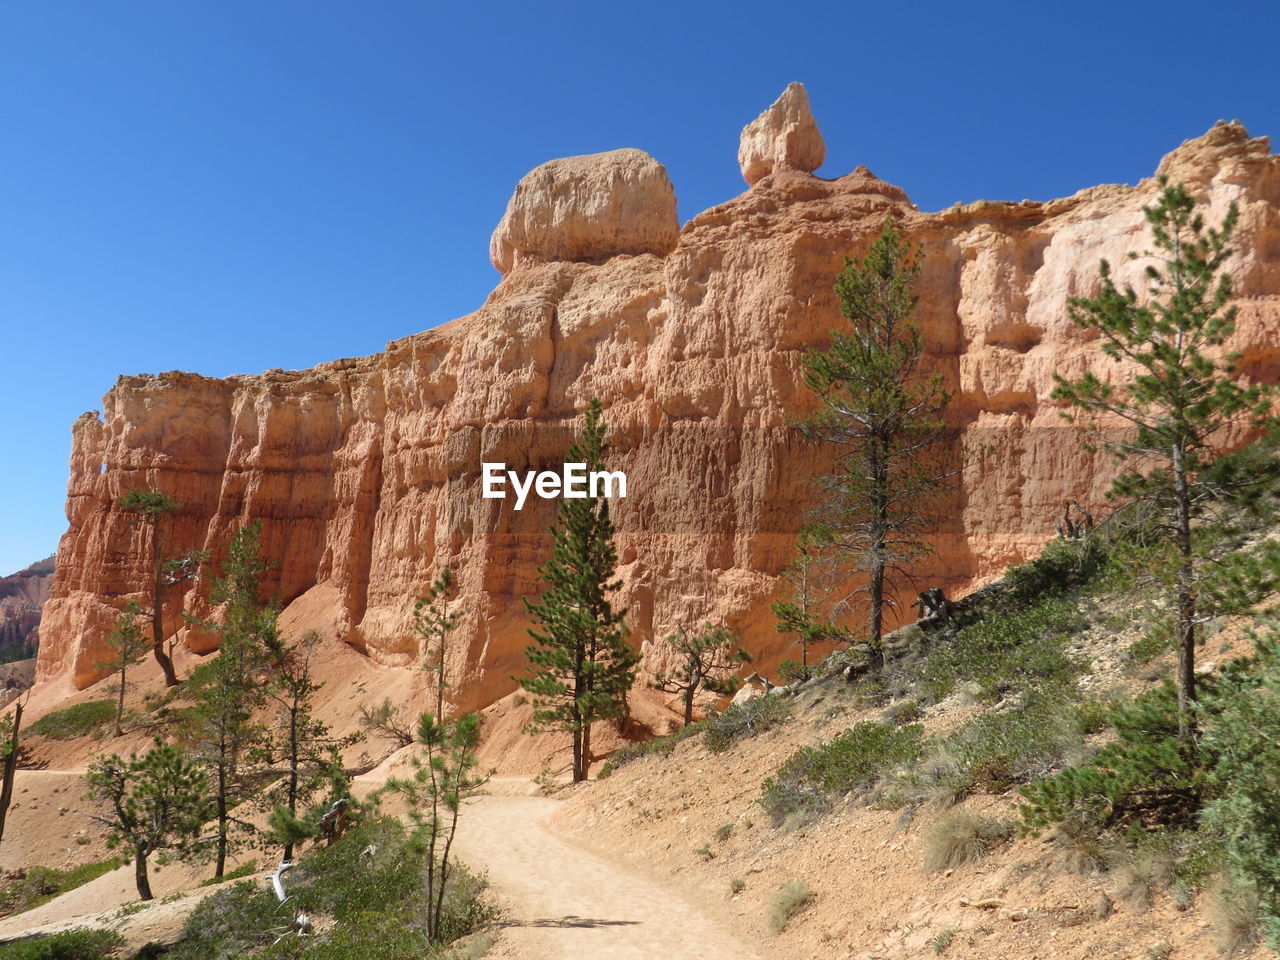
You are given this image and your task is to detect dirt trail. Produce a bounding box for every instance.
[452,790,764,960]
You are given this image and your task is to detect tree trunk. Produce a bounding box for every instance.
[683,686,694,727]
[0,701,23,845]
[215,763,227,878]
[282,702,302,863]
[868,434,889,661]
[115,667,126,737]
[149,525,178,687]
[134,846,153,900]
[580,721,592,782]
[1174,441,1197,748]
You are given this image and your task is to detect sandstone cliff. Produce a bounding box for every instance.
[37,87,1280,714]
[0,556,53,655]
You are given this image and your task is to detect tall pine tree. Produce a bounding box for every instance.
[181,522,273,878]
[800,216,952,656]
[519,399,637,782]
[1053,180,1276,744]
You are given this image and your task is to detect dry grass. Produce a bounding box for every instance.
[1112,843,1178,913]
[1209,880,1260,957]
[922,810,1013,873]
[768,881,815,933]
[1051,816,1112,875]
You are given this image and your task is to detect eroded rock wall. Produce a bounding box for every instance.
[37,117,1280,714]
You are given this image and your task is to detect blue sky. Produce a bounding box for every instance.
[3,0,1278,574]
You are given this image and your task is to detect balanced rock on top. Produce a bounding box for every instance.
[490,148,679,273]
[738,82,826,186]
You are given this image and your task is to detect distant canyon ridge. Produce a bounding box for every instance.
[36,85,1280,712]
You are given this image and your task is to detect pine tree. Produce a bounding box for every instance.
[799,216,952,657]
[181,522,273,878]
[259,630,358,863]
[99,602,149,737]
[519,399,638,782]
[1053,180,1275,744]
[653,623,751,726]
[381,711,489,942]
[116,490,205,687]
[85,740,210,900]
[415,567,462,720]
[0,696,28,849]
[771,532,844,681]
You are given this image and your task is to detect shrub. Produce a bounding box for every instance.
[598,719,707,776]
[168,816,496,959]
[704,696,792,754]
[949,698,1084,794]
[199,860,258,886]
[1003,534,1110,604]
[922,810,1012,872]
[1018,681,1202,835]
[768,881,814,933]
[0,929,124,960]
[760,722,923,825]
[928,928,956,955]
[776,659,810,684]
[884,699,924,726]
[1210,880,1261,958]
[0,858,123,918]
[918,599,1087,703]
[27,701,116,740]
[164,880,288,960]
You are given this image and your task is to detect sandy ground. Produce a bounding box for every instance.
[451,788,763,960]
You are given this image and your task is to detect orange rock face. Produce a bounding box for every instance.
[37,108,1280,715]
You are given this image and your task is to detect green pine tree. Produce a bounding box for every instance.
[799,216,953,657]
[381,711,489,942]
[98,602,149,737]
[1052,180,1276,743]
[519,399,638,782]
[85,740,210,900]
[180,522,273,878]
[116,490,206,687]
[652,623,751,726]
[415,567,462,720]
[259,629,359,863]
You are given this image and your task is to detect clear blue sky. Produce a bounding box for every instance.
[3,0,1277,575]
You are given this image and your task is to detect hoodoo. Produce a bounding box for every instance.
[35,92,1280,721]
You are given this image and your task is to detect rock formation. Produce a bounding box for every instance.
[0,557,53,655]
[490,148,679,273]
[36,91,1280,715]
[738,81,825,185]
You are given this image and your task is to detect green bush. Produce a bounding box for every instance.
[945,697,1085,794]
[760,721,923,824]
[27,701,116,740]
[199,860,259,887]
[0,929,124,960]
[917,598,1087,703]
[1201,633,1280,945]
[598,720,708,776]
[776,659,811,684]
[883,699,924,726]
[1018,681,1203,836]
[704,696,792,754]
[0,858,123,918]
[768,881,814,933]
[1003,535,1110,604]
[164,880,288,960]
[168,816,496,960]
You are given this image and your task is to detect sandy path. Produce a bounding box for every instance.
[451,792,763,960]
